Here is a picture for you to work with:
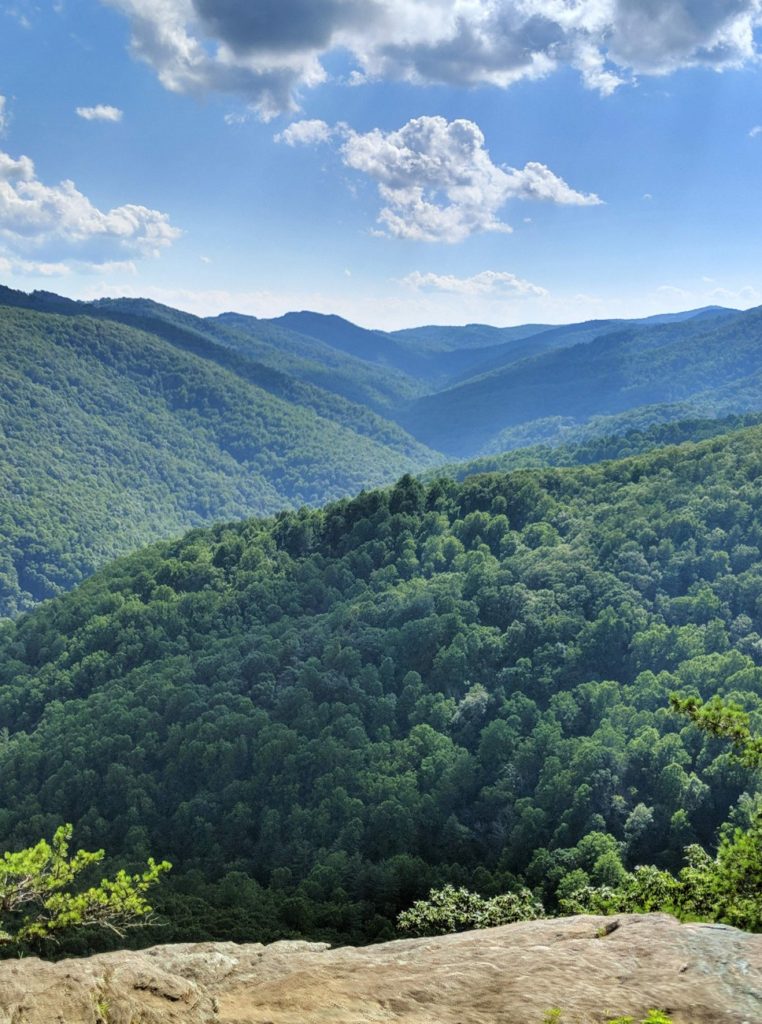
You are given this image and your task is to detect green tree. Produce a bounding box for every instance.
[0,825,170,947]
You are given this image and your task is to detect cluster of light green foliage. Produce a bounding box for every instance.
[407,696,761,937]
[397,883,543,936]
[0,824,170,947]
[559,822,762,932]
[543,1011,672,1024]
[670,694,762,769]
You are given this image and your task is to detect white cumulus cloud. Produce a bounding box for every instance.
[274,118,333,146]
[101,0,762,118]
[75,104,124,122]
[336,115,601,243]
[0,96,7,136]
[403,269,549,297]
[0,146,181,266]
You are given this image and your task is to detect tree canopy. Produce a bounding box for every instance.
[0,425,760,949]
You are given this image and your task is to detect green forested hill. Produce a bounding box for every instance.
[437,308,737,390]
[0,286,428,452]
[41,295,428,452]
[3,284,762,620]
[269,310,411,366]
[0,305,435,617]
[389,322,550,350]
[208,311,423,411]
[4,286,757,461]
[0,425,759,948]
[403,307,762,454]
[426,412,762,481]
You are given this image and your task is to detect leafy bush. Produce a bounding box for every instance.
[397,884,543,936]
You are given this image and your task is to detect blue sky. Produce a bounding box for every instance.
[2,0,762,328]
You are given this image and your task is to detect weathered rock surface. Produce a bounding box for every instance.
[1,914,760,1024]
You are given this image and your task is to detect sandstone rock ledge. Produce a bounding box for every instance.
[1,913,760,1024]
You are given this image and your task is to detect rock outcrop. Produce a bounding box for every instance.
[1,913,760,1024]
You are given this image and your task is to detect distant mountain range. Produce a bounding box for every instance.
[3,281,762,614]
[0,287,433,616]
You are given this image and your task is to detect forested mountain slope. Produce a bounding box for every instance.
[440,307,740,389]
[389,322,550,350]
[0,287,426,445]
[262,311,715,387]
[427,412,762,482]
[3,286,752,457]
[89,298,426,448]
[1,425,760,947]
[267,311,428,375]
[0,304,434,617]
[404,307,762,454]
[210,311,422,411]
[2,283,760,620]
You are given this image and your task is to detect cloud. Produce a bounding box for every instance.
[0,146,181,266]
[102,0,329,120]
[403,269,548,297]
[0,256,138,277]
[51,277,612,333]
[101,0,762,117]
[274,118,333,146]
[0,256,71,277]
[655,284,693,300]
[337,115,600,242]
[75,104,124,122]
[0,96,7,136]
[278,114,602,242]
[603,0,759,74]
[3,5,32,29]
[750,125,762,137]
[654,279,761,308]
